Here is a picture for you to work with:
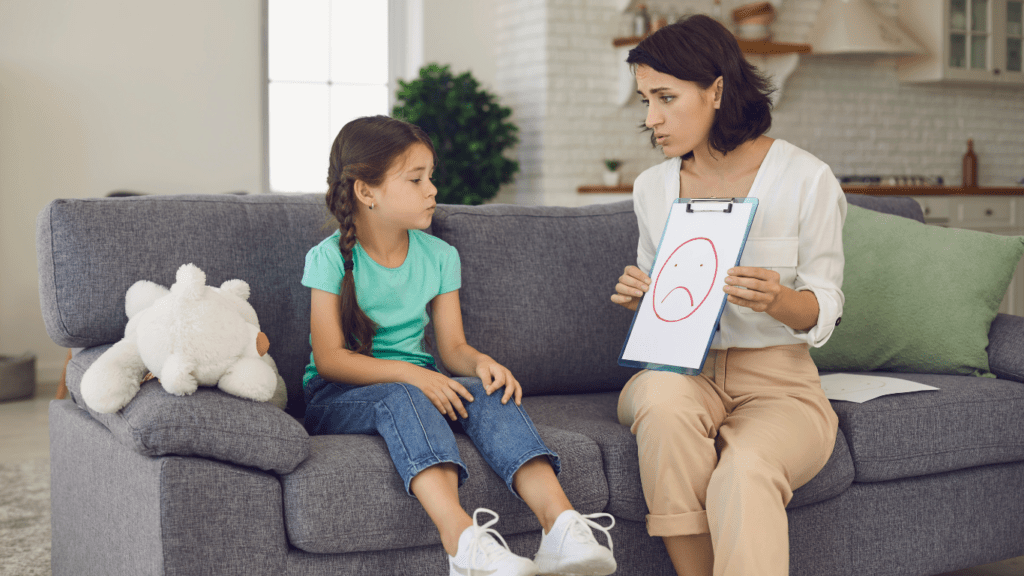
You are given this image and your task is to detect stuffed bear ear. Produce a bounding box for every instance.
[170,263,207,301]
[220,279,251,301]
[125,281,170,319]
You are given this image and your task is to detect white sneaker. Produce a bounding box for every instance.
[449,508,539,576]
[533,510,616,576]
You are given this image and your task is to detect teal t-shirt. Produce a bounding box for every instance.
[301,229,461,387]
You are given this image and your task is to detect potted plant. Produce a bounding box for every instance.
[392,64,519,205]
[603,159,623,186]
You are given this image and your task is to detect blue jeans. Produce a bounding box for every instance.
[304,373,560,498]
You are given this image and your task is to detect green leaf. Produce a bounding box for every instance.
[391,62,519,205]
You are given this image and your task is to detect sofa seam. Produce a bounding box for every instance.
[435,209,634,223]
[46,201,76,342]
[289,496,611,551]
[839,395,1024,415]
[851,442,1024,463]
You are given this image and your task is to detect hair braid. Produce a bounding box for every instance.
[326,150,376,356]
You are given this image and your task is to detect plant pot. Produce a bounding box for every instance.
[0,353,36,401]
[603,171,621,186]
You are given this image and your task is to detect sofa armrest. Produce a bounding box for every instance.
[50,399,289,576]
[66,346,310,474]
[988,314,1024,383]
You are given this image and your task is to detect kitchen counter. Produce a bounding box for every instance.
[577,185,1024,195]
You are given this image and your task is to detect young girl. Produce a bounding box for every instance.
[302,115,616,576]
[611,16,845,576]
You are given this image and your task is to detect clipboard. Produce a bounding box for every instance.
[618,197,759,374]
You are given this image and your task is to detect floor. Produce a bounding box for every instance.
[2,385,1022,576]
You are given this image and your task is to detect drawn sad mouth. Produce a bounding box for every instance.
[660,286,694,307]
[652,237,718,322]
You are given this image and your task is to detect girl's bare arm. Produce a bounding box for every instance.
[431,290,522,405]
[309,288,473,419]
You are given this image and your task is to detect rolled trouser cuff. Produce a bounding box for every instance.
[646,509,709,537]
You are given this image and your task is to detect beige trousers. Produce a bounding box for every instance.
[617,344,838,576]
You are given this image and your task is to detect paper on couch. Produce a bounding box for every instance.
[819,373,939,403]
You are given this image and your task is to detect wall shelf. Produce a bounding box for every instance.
[612,35,810,106]
[577,185,633,194]
[612,35,811,55]
[841,185,1024,196]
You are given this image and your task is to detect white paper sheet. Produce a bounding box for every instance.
[819,373,939,403]
[620,200,756,373]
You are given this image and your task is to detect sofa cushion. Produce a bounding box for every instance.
[829,372,1024,482]
[65,346,310,474]
[811,204,1024,377]
[282,425,608,554]
[37,193,331,416]
[429,201,640,395]
[521,392,856,521]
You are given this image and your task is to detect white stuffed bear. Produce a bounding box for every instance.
[80,263,287,414]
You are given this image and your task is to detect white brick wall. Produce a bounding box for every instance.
[771,55,1024,187]
[494,0,1024,206]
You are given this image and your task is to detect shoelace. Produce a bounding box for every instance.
[465,508,515,571]
[564,512,616,555]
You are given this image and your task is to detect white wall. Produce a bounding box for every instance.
[0,0,264,382]
[422,0,498,90]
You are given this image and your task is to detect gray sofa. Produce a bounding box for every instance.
[38,192,1024,576]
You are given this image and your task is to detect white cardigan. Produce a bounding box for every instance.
[632,139,847,349]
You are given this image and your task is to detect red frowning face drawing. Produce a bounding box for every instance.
[652,237,718,322]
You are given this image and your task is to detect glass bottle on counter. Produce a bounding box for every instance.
[634,4,651,36]
[962,138,978,187]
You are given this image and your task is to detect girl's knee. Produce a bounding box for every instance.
[451,376,485,395]
[379,382,444,417]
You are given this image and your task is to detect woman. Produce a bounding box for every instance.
[610,15,845,576]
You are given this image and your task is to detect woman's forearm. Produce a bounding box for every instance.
[766,287,819,332]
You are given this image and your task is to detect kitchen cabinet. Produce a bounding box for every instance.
[898,0,1024,85]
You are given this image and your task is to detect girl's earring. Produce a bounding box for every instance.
[370,202,375,210]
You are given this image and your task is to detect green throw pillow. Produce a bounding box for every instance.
[810,204,1024,377]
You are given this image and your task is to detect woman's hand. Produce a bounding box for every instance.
[723,267,820,331]
[475,357,523,406]
[406,366,475,421]
[611,265,651,312]
[723,267,782,313]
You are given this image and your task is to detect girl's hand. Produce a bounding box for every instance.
[407,367,475,421]
[611,265,651,312]
[475,357,522,406]
[723,267,782,313]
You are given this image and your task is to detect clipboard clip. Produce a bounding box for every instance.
[686,198,736,213]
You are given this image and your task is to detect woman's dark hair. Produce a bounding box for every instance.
[627,15,775,158]
[325,115,435,356]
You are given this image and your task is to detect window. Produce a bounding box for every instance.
[267,0,420,193]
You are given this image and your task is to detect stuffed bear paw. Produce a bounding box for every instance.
[79,338,148,414]
[159,353,199,396]
[218,357,277,402]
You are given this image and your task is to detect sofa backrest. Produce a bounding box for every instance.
[37,192,925,416]
[37,193,332,415]
[430,201,642,396]
[845,193,925,223]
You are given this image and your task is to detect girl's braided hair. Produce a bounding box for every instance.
[325,115,436,355]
